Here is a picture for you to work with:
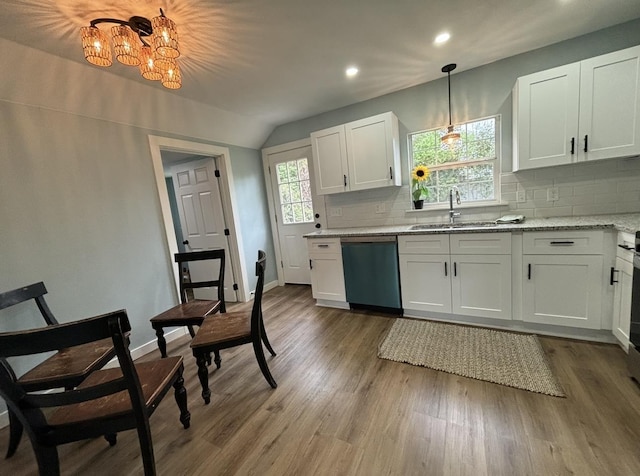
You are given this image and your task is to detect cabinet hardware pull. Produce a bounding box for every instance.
[344,174,347,187]
[610,267,618,285]
[570,137,575,155]
[550,241,575,245]
[528,263,531,280]
[309,259,313,270]
[317,244,329,248]
[444,262,448,277]
[454,262,457,277]
[618,244,634,251]
[584,134,588,152]
[389,167,393,180]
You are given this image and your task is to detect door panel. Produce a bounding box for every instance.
[267,145,319,284]
[171,158,237,302]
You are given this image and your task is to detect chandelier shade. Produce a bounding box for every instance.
[80,26,113,67]
[139,46,163,81]
[162,64,182,89]
[80,9,182,89]
[111,25,141,66]
[151,14,180,59]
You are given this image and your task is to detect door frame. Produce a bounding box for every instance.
[148,135,249,302]
[262,138,327,286]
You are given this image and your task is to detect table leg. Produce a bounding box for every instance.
[154,327,167,358]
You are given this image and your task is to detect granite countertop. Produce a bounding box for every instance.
[304,213,640,238]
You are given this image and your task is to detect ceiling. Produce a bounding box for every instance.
[2,0,640,128]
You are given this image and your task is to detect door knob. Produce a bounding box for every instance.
[315,223,321,228]
[182,240,189,245]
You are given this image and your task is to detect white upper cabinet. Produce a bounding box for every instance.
[311,112,401,195]
[513,63,580,170]
[513,45,640,171]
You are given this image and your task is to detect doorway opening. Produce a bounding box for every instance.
[148,136,249,306]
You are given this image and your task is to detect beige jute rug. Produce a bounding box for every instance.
[378,318,565,397]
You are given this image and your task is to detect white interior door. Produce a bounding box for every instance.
[267,145,319,284]
[171,157,237,302]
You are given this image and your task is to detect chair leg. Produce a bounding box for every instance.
[104,433,117,446]
[213,350,222,369]
[5,409,22,459]
[252,339,277,389]
[195,352,212,404]
[172,370,191,428]
[260,320,277,357]
[154,327,167,358]
[187,325,196,338]
[32,442,60,476]
[135,416,156,476]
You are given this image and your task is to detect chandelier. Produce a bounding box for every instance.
[80,9,182,89]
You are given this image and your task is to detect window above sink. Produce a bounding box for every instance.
[408,115,501,209]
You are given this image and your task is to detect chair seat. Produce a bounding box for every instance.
[150,299,221,326]
[48,356,184,426]
[190,312,251,349]
[18,338,115,391]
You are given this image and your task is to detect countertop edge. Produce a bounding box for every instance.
[304,214,640,239]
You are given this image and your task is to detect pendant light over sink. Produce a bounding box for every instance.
[441,63,460,146]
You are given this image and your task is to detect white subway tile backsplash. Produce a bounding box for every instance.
[321,156,640,229]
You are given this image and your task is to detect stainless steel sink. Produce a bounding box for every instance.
[409,222,499,231]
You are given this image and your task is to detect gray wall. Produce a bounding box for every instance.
[262,19,640,226]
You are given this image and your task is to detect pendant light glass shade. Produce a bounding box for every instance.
[441,125,461,146]
[80,26,112,67]
[139,46,163,80]
[111,25,141,66]
[151,14,180,59]
[162,64,182,89]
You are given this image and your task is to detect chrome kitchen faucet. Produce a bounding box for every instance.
[449,187,461,224]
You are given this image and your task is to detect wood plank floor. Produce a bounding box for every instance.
[3,284,640,475]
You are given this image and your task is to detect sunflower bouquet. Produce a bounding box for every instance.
[411,165,430,201]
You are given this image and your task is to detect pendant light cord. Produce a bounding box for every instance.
[447,70,452,127]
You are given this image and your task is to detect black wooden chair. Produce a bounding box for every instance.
[0,282,117,458]
[190,250,276,404]
[0,309,190,476]
[150,249,226,357]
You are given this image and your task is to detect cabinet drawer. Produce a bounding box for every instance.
[523,230,603,255]
[450,233,511,255]
[307,238,342,254]
[398,234,450,254]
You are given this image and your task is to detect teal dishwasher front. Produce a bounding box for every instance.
[341,236,402,311]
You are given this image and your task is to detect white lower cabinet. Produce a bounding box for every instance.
[451,254,512,320]
[399,253,452,313]
[522,231,605,329]
[612,232,635,349]
[399,233,512,320]
[307,238,346,302]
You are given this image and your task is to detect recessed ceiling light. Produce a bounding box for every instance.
[346,66,359,78]
[435,32,450,44]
